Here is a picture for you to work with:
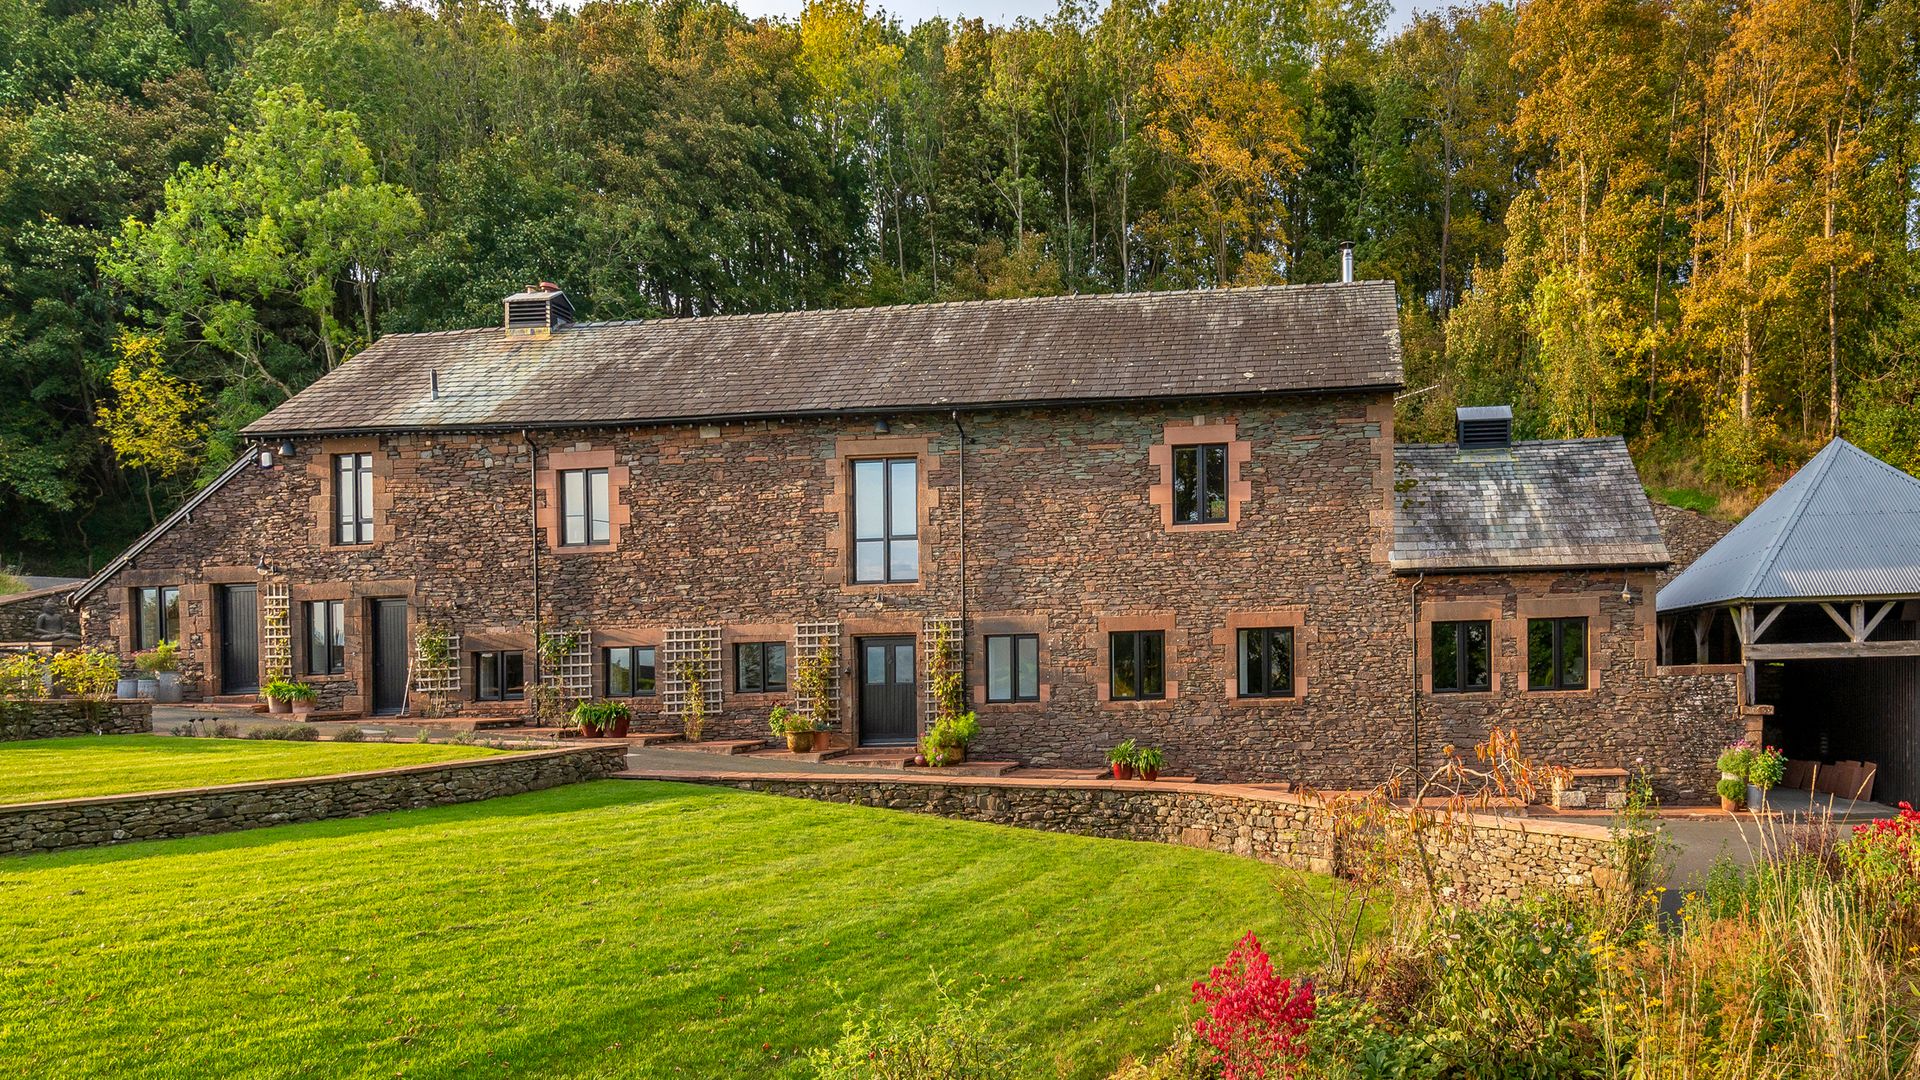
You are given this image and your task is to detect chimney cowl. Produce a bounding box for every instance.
[1338,241,1355,283]
[504,284,575,337]
[1456,405,1514,452]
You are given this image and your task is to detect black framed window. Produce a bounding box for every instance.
[735,642,788,693]
[985,634,1040,702]
[604,646,657,698]
[1431,620,1492,693]
[1527,617,1589,691]
[559,468,611,546]
[851,457,918,583]
[1108,630,1166,701]
[305,600,346,676]
[475,651,525,701]
[335,453,373,544]
[1172,443,1229,525]
[1236,627,1295,698]
[133,586,180,650]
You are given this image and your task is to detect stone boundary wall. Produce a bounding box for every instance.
[1,743,628,855]
[0,699,152,741]
[649,771,1618,903]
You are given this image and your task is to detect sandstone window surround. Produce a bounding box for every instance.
[306,437,394,548]
[970,615,1052,707]
[826,435,938,592]
[721,623,796,703]
[1095,615,1182,709]
[132,585,180,650]
[534,447,632,554]
[1216,608,1314,704]
[474,651,526,701]
[1147,420,1254,532]
[1416,598,1508,695]
[1515,594,1603,693]
[304,599,346,676]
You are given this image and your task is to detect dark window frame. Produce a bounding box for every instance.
[603,645,657,698]
[1236,627,1296,699]
[1527,617,1590,692]
[850,456,919,584]
[984,634,1040,703]
[334,453,374,545]
[1108,630,1167,702]
[558,467,612,547]
[132,586,181,650]
[1171,443,1230,525]
[734,642,789,694]
[304,599,346,676]
[1431,620,1493,694]
[474,651,526,701]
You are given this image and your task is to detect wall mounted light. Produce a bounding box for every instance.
[278,439,296,458]
[256,449,274,469]
[873,419,891,434]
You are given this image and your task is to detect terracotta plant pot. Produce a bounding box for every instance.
[1720,795,1741,812]
[292,700,315,716]
[611,716,631,738]
[1111,762,1134,780]
[267,697,292,715]
[579,721,602,739]
[787,732,810,753]
[1140,768,1160,782]
[811,730,830,752]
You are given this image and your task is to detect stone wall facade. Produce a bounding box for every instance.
[75,395,1741,796]
[0,583,78,641]
[687,773,1619,903]
[0,699,152,741]
[0,743,627,855]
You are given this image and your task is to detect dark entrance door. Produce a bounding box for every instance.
[371,599,409,715]
[859,636,917,745]
[218,585,259,695]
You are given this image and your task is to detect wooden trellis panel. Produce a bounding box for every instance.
[794,620,842,727]
[661,627,722,716]
[260,582,292,682]
[412,630,462,694]
[555,629,594,701]
[922,616,963,718]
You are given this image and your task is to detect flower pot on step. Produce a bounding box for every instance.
[267,696,292,715]
[1111,762,1134,780]
[787,732,810,753]
[579,721,602,739]
[135,676,157,700]
[116,677,139,700]
[1140,768,1160,782]
[292,699,315,717]
[811,730,829,752]
[611,716,631,738]
[153,672,183,704]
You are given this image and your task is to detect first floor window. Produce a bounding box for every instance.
[335,453,374,544]
[305,600,345,676]
[851,457,919,582]
[1109,630,1166,701]
[475,651,525,701]
[1172,443,1229,524]
[605,646,657,698]
[1527,617,1588,691]
[560,467,611,546]
[133,586,180,650]
[1431,620,1491,693]
[1236,627,1295,698]
[735,642,788,693]
[985,634,1040,702]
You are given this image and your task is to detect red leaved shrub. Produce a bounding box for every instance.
[1191,932,1315,1079]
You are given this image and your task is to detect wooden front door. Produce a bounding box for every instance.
[218,585,259,695]
[370,599,409,715]
[858,636,917,745]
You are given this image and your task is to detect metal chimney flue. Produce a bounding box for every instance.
[1338,241,1355,283]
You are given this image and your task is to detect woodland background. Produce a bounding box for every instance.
[0,0,1915,577]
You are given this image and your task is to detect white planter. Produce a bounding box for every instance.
[115,677,139,700]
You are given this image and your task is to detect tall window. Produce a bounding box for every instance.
[604,646,657,698]
[133,586,180,650]
[1236,627,1294,698]
[560,468,611,546]
[305,600,345,676]
[852,458,918,583]
[985,634,1039,702]
[1172,444,1229,525]
[1431,620,1492,693]
[475,651,525,701]
[1527,618,1589,691]
[735,642,788,693]
[1109,630,1166,701]
[335,453,374,544]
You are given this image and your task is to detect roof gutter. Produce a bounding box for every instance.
[70,448,261,606]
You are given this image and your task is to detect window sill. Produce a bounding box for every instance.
[1227,694,1305,707]
[1099,698,1175,711]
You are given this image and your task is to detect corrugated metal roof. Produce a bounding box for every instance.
[1656,439,1920,611]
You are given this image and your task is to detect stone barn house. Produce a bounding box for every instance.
[71,282,1744,797]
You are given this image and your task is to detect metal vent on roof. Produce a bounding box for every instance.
[504,283,575,337]
[1456,405,1513,451]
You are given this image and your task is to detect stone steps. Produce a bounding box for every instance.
[656,738,769,756]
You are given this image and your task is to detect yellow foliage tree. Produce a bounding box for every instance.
[97,334,211,523]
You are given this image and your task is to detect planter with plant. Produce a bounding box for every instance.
[134,641,182,702]
[1108,739,1139,780]
[768,705,814,752]
[922,711,977,767]
[1716,775,1747,812]
[792,642,837,751]
[1746,744,1786,807]
[262,678,300,714]
[573,700,630,739]
[920,624,976,767]
[282,680,319,716]
[678,657,710,742]
[1136,745,1165,781]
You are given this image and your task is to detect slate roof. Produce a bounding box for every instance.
[1391,438,1670,572]
[1657,439,1920,611]
[243,282,1403,437]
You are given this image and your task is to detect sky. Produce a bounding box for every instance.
[731,0,1422,34]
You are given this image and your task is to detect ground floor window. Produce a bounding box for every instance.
[1527,617,1588,691]
[735,642,788,693]
[1431,620,1491,693]
[985,634,1039,702]
[1236,627,1294,698]
[605,646,657,697]
[305,600,345,676]
[133,586,180,650]
[475,651,525,701]
[1109,630,1166,701]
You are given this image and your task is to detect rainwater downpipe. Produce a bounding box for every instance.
[951,411,970,682]
[526,430,542,707]
[1409,572,1424,777]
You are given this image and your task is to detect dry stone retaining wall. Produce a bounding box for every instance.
[0,699,151,741]
[0,743,627,855]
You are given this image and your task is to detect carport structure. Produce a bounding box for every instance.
[1657,439,1920,805]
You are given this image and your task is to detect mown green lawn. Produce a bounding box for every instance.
[0,735,511,804]
[0,781,1331,1078]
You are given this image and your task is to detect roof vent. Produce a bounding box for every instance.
[504,282,574,337]
[1456,405,1513,451]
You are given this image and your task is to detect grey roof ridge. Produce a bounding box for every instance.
[71,449,258,606]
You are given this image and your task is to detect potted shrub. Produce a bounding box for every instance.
[605,701,632,739]
[921,711,978,767]
[283,681,319,717]
[1137,746,1165,782]
[262,678,298,715]
[1108,739,1139,780]
[115,668,139,700]
[769,706,811,753]
[573,701,606,738]
[134,641,182,702]
[1717,775,1747,812]
[1746,745,1786,808]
